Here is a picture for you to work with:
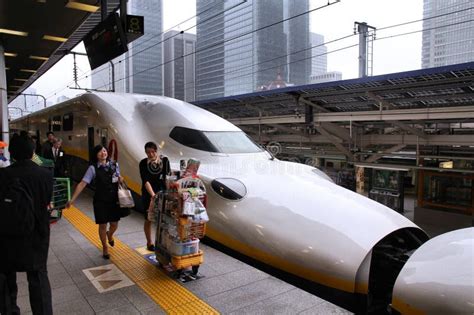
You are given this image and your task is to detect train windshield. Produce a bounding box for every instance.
[204,131,263,153]
[170,127,262,153]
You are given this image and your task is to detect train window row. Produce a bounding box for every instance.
[47,113,74,132]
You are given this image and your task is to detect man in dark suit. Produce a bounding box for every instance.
[0,133,54,315]
[40,131,55,158]
[43,138,67,177]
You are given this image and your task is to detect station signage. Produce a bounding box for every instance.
[126,15,144,43]
[84,13,128,70]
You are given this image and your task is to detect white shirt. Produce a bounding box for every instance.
[0,156,10,168]
[52,147,60,160]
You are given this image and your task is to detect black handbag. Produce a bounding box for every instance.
[120,207,131,218]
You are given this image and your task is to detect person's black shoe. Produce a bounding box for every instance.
[147,244,155,251]
[102,254,110,259]
[107,231,115,247]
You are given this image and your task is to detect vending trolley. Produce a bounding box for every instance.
[153,176,208,277]
[49,177,71,224]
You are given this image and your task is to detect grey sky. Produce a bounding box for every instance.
[11,0,424,109]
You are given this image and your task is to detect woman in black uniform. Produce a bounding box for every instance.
[139,142,170,251]
[67,145,123,259]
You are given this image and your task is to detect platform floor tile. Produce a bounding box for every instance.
[64,205,219,314]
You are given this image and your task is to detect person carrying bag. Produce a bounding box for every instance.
[66,145,127,259]
[118,182,134,218]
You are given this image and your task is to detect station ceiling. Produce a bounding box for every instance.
[194,62,474,161]
[0,0,119,102]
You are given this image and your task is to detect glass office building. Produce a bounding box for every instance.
[195,0,310,101]
[163,31,196,102]
[195,0,226,100]
[286,0,310,86]
[310,33,327,76]
[422,0,474,68]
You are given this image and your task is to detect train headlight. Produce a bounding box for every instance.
[211,178,247,200]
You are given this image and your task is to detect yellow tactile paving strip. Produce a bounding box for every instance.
[63,206,219,314]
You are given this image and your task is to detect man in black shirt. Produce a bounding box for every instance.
[139,142,170,251]
[0,133,54,315]
[40,131,55,158]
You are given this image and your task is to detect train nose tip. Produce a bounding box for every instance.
[211,178,247,200]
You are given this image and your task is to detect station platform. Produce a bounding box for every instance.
[16,188,351,314]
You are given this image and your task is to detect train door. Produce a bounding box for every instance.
[99,128,118,162]
[99,128,108,147]
[88,127,94,161]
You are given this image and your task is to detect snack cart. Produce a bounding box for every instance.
[152,160,209,277]
[49,177,71,223]
[32,153,71,224]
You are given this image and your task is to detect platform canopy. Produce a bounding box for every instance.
[194,62,474,162]
[0,0,120,102]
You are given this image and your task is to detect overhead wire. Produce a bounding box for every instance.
[196,43,360,93]
[41,0,247,101]
[72,0,248,84]
[375,5,473,32]
[166,32,356,93]
[40,2,474,105]
[375,18,474,41]
[130,14,474,96]
[93,0,342,91]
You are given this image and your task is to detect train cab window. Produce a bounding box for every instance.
[170,127,262,154]
[49,115,62,132]
[63,113,74,131]
[169,127,218,152]
[203,131,263,153]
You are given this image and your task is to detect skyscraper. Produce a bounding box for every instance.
[195,0,310,101]
[195,0,225,100]
[91,0,163,95]
[422,0,474,68]
[286,0,310,86]
[163,31,196,102]
[310,33,327,76]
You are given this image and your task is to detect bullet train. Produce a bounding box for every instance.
[10,93,473,313]
[391,227,473,315]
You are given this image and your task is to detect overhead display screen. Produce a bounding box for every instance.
[84,13,128,70]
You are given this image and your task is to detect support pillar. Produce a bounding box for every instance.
[355,22,376,78]
[0,44,10,159]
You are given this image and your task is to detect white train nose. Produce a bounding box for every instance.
[202,158,426,294]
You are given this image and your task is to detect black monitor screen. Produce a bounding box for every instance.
[84,13,128,70]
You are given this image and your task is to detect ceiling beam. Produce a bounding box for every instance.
[199,79,474,112]
[366,91,395,109]
[299,97,330,112]
[314,106,474,122]
[267,124,309,138]
[318,122,351,142]
[392,120,427,139]
[239,125,259,135]
[315,125,354,159]
[256,134,342,144]
[364,144,407,163]
[258,134,474,147]
[244,103,268,116]
[230,115,305,125]
[228,105,474,125]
